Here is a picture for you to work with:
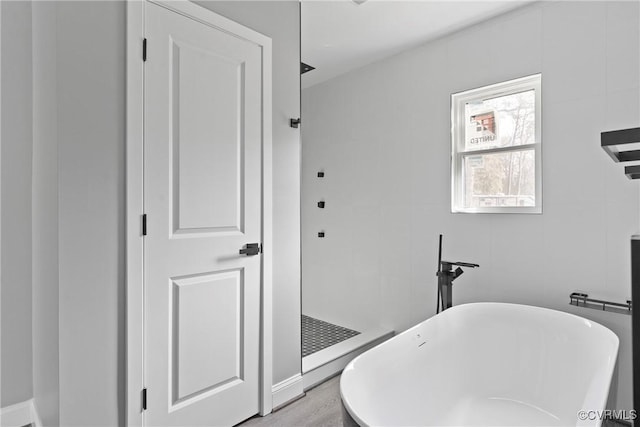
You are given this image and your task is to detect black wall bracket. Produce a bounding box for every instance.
[290,118,301,128]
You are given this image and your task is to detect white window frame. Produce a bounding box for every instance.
[451,74,542,214]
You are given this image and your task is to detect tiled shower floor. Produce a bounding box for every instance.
[301,315,360,358]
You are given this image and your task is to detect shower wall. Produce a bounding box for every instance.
[301,0,638,410]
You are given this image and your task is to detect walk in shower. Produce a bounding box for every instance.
[299,3,394,389]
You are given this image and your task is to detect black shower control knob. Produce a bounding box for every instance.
[318,232,325,238]
[317,171,325,178]
[318,201,325,208]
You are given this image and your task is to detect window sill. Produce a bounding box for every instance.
[451,206,542,214]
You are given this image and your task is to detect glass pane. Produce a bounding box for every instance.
[463,150,535,208]
[464,90,535,151]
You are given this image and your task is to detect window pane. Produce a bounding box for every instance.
[463,149,535,208]
[464,90,535,151]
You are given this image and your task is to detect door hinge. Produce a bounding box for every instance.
[142,214,147,236]
[143,38,147,62]
[260,243,263,253]
[142,388,147,411]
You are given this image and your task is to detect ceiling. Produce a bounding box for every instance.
[301,0,535,89]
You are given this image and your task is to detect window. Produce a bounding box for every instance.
[451,74,542,213]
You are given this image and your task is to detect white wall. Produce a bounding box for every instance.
[195,0,303,385]
[1,0,34,408]
[56,2,126,424]
[32,2,59,425]
[302,0,638,411]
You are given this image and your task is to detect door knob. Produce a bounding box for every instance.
[239,243,261,256]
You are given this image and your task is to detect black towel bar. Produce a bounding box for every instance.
[569,292,632,315]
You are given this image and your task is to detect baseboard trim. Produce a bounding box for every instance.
[271,373,304,409]
[0,399,41,427]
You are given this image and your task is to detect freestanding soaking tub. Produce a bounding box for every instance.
[340,303,619,426]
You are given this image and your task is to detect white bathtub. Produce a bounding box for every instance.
[340,303,619,426]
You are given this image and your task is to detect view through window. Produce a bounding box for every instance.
[451,75,542,213]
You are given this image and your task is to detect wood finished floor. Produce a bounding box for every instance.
[237,376,630,427]
[239,376,342,427]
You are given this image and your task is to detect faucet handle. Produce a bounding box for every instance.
[440,260,479,268]
[453,261,479,268]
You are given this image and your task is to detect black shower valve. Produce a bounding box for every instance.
[318,201,325,208]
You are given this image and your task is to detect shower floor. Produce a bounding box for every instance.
[301,315,360,358]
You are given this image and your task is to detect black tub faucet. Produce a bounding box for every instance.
[436,235,479,312]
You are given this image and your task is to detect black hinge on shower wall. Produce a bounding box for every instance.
[142,388,147,411]
[143,38,147,62]
[142,214,147,236]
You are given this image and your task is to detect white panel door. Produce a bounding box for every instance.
[143,2,265,425]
